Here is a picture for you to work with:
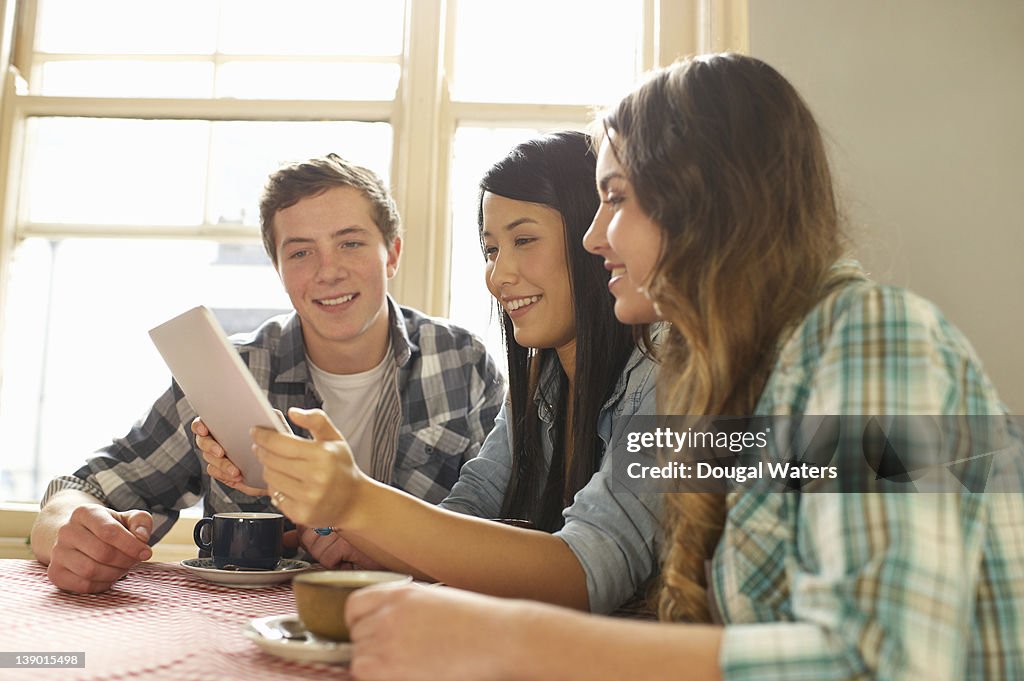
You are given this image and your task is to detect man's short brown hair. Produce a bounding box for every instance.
[259,153,402,264]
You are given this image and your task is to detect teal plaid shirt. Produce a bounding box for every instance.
[713,265,1024,680]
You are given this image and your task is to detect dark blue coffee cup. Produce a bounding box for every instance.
[193,512,284,570]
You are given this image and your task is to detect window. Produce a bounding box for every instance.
[0,0,743,503]
[444,0,646,360]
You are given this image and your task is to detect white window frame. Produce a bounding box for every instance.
[394,0,749,315]
[0,0,747,525]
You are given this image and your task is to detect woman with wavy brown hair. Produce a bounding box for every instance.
[592,50,851,624]
[337,53,1024,681]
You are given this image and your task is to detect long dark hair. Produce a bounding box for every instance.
[478,131,638,531]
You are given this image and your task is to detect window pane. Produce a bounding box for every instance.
[208,121,393,226]
[35,0,405,57]
[36,0,219,54]
[451,0,642,104]
[218,0,405,56]
[0,238,292,502]
[448,127,553,372]
[27,118,208,225]
[216,62,400,100]
[39,61,215,98]
[0,239,51,501]
[26,119,392,229]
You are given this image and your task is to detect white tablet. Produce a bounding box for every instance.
[149,305,289,489]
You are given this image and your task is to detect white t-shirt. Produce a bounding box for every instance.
[307,350,390,474]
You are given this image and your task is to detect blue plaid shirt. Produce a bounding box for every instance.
[43,296,505,542]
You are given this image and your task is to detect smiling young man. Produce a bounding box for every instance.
[31,154,505,593]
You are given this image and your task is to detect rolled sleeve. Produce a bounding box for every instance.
[720,621,848,681]
[556,464,663,613]
[558,352,663,614]
[720,493,990,681]
[41,475,109,506]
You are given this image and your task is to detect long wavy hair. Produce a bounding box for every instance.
[601,54,846,621]
[479,131,638,532]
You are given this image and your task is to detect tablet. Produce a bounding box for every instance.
[149,305,289,489]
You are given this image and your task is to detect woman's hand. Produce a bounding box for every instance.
[191,416,270,497]
[346,583,519,681]
[252,407,364,527]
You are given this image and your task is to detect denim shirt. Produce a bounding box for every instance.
[441,334,664,614]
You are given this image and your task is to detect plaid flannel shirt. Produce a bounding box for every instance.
[43,296,505,542]
[713,264,1024,680]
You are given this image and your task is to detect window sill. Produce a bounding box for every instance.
[0,502,201,562]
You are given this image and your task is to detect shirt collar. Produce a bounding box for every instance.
[385,294,415,367]
[273,312,310,385]
[532,324,665,421]
[606,323,665,406]
[533,356,563,422]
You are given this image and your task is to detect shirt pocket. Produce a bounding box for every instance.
[396,417,473,492]
[397,419,473,466]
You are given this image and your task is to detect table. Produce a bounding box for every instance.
[0,559,352,680]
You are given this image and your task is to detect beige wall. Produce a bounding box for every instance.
[749,0,1024,411]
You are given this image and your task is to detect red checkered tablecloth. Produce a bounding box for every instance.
[0,560,352,681]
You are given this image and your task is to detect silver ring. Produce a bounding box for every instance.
[271,490,286,506]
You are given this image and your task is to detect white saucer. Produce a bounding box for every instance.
[180,558,310,588]
[246,615,351,664]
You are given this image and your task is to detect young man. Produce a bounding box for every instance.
[31,154,504,593]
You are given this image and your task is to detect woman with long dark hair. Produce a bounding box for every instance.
[337,54,1024,681]
[443,130,648,533]
[197,131,665,614]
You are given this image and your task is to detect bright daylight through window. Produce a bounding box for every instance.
[0,0,655,504]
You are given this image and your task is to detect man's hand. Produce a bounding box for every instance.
[192,416,269,497]
[44,504,154,594]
